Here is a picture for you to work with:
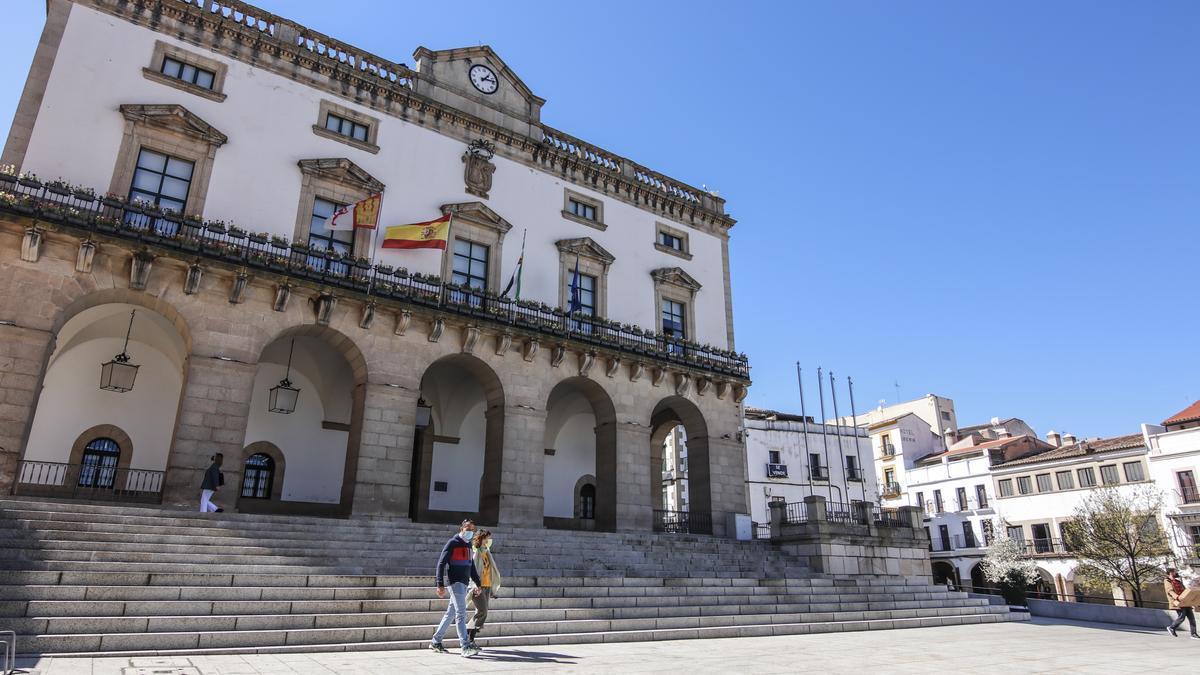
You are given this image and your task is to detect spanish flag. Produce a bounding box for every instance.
[381,214,451,250]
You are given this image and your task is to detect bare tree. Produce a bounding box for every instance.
[1063,485,1174,607]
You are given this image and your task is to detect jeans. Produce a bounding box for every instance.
[1171,607,1197,635]
[432,582,470,650]
[199,489,219,512]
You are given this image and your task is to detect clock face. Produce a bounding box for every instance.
[468,64,499,95]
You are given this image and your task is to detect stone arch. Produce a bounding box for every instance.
[544,376,617,532]
[931,560,959,588]
[414,353,506,525]
[235,440,286,508]
[648,396,712,534]
[244,324,367,516]
[68,424,134,471]
[969,562,988,593]
[574,474,597,519]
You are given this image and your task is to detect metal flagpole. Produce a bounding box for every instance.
[829,371,847,502]
[816,367,832,500]
[796,363,811,499]
[848,376,865,502]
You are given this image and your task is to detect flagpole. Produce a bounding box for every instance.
[848,375,865,503]
[817,367,832,501]
[829,371,847,502]
[796,363,810,500]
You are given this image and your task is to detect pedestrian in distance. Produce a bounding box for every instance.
[467,528,502,648]
[199,453,224,513]
[431,519,482,657]
[1165,567,1198,639]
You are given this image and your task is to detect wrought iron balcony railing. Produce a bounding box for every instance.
[1178,487,1200,505]
[0,174,749,379]
[880,481,902,497]
[652,509,712,535]
[844,466,864,482]
[12,460,164,503]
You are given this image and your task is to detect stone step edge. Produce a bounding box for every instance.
[17,612,1025,657]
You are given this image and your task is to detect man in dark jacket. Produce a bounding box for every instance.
[199,454,224,513]
[430,519,481,656]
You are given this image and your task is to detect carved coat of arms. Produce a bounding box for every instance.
[462,139,496,199]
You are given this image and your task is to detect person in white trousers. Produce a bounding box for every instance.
[199,453,224,513]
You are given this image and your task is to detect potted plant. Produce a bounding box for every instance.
[227,225,247,240]
[271,235,289,250]
[45,178,72,196]
[0,164,16,184]
[205,220,228,235]
[100,192,124,209]
[248,231,268,245]
[17,172,41,189]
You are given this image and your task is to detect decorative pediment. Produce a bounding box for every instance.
[556,237,615,266]
[413,45,545,113]
[119,104,227,146]
[297,158,385,194]
[440,201,513,234]
[651,267,702,292]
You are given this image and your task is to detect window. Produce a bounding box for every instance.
[933,490,944,513]
[1016,476,1033,495]
[1056,470,1075,490]
[307,197,353,273]
[569,273,596,316]
[845,454,861,480]
[956,487,968,511]
[324,112,369,143]
[998,479,1014,497]
[768,450,781,465]
[916,491,925,513]
[562,189,604,228]
[128,148,193,215]
[1178,471,1199,504]
[1099,464,1120,485]
[884,468,895,484]
[452,238,490,290]
[78,438,120,489]
[880,433,894,456]
[1078,467,1097,488]
[1006,525,1025,542]
[810,453,827,479]
[161,56,216,90]
[1123,462,1144,482]
[975,484,989,509]
[962,521,976,548]
[1189,525,1200,556]
[568,198,597,221]
[661,298,687,354]
[941,411,952,421]
[654,224,691,259]
[659,230,683,251]
[240,453,274,499]
[1036,473,1053,493]
[579,483,596,520]
[982,520,995,545]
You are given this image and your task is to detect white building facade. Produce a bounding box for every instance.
[1144,401,1200,575]
[0,0,751,535]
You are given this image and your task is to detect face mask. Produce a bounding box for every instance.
[485,541,493,551]
[461,530,474,542]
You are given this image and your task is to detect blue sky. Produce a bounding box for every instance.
[2,1,1196,438]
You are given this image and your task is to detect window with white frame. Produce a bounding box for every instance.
[768,450,781,465]
[452,238,490,290]
[161,56,216,90]
[325,112,369,143]
[568,198,596,221]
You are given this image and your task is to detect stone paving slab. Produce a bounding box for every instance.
[16,618,1200,674]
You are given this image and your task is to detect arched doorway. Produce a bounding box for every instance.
[242,327,365,516]
[649,396,712,534]
[412,354,504,525]
[970,562,988,593]
[1029,567,1056,600]
[21,301,189,500]
[931,561,959,588]
[542,377,616,532]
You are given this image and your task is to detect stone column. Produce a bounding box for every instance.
[496,405,546,528]
[852,500,875,526]
[768,499,787,539]
[704,435,750,538]
[898,505,923,529]
[0,324,52,492]
[804,494,828,523]
[353,382,418,518]
[163,357,255,507]
[615,423,652,532]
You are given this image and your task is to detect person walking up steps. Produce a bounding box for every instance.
[431,519,482,657]
[199,453,224,513]
[467,529,502,648]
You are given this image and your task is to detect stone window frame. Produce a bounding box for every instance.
[654,222,693,261]
[574,474,597,520]
[561,188,606,231]
[68,425,134,473]
[556,237,615,318]
[439,202,513,292]
[293,158,386,259]
[109,104,228,218]
[312,99,381,155]
[237,441,286,503]
[142,40,228,103]
[651,267,702,343]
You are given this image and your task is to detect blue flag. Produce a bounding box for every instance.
[568,255,582,314]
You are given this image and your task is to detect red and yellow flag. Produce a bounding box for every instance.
[381,214,451,250]
[328,194,382,231]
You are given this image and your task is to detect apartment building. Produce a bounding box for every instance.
[1144,401,1200,575]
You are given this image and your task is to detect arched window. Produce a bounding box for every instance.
[241,453,275,499]
[579,483,596,520]
[79,438,120,489]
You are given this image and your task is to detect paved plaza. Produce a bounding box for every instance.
[15,619,1199,674]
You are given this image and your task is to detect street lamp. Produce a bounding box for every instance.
[415,398,432,428]
[100,310,139,392]
[268,338,301,414]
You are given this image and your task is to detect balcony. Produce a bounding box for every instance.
[880,481,901,497]
[845,466,864,482]
[809,465,830,481]
[1015,538,1072,556]
[0,174,750,380]
[1178,487,1200,506]
[880,443,896,458]
[766,463,788,479]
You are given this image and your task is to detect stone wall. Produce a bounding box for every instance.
[0,215,750,535]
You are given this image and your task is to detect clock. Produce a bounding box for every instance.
[468,64,499,95]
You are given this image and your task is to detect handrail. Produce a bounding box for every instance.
[12,460,165,503]
[0,173,750,379]
[652,509,712,535]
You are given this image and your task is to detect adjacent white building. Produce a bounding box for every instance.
[743,407,875,526]
[838,393,958,440]
[1144,401,1200,575]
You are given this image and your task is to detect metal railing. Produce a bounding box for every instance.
[880,443,896,457]
[930,537,953,553]
[873,507,908,528]
[825,501,855,525]
[1178,487,1200,505]
[783,501,808,525]
[952,533,980,549]
[0,174,750,379]
[1015,538,1072,556]
[12,460,165,503]
[652,509,712,535]
[844,466,864,481]
[880,481,901,497]
[809,465,829,481]
[752,522,772,540]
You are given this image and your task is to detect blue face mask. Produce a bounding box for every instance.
[461,530,475,542]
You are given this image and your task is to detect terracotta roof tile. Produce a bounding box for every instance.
[993,433,1145,468]
[1163,401,1200,427]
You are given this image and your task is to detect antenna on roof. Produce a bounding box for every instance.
[894,380,901,403]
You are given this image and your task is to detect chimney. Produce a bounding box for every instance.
[944,428,958,450]
[1046,430,1062,447]
[998,429,1012,439]
[1062,433,1077,446]
[990,416,1001,426]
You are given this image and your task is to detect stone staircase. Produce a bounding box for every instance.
[0,497,1026,656]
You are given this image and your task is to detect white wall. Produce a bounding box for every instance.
[22,3,733,348]
[543,411,596,518]
[24,336,183,471]
[427,400,485,512]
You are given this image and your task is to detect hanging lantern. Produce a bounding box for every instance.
[100,310,140,392]
[415,398,432,428]
[268,338,301,414]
